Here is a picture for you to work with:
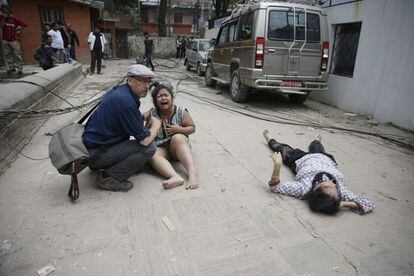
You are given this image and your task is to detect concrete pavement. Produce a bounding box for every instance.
[0,59,413,275]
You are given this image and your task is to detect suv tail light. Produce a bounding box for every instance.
[320,42,329,72]
[255,37,265,68]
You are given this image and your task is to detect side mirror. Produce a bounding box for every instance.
[210,38,216,45]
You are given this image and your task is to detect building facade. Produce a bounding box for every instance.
[310,0,414,130]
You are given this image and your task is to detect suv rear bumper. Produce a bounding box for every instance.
[253,79,327,92]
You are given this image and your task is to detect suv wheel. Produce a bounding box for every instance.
[186,60,191,71]
[196,63,204,76]
[205,63,216,87]
[230,70,249,103]
[289,93,308,104]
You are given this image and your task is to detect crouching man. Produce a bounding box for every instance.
[263,129,374,215]
[83,65,161,191]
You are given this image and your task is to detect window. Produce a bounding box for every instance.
[330,22,362,77]
[199,41,210,52]
[237,12,253,41]
[174,13,182,24]
[268,9,320,42]
[39,6,64,24]
[228,21,238,43]
[141,9,149,23]
[217,25,229,45]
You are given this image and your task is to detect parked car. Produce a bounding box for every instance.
[205,1,329,103]
[184,39,211,76]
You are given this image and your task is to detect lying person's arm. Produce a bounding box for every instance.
[340,201,359,209]
[268,152,282,186]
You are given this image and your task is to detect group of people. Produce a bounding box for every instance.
[38,20,80,70]
[82,63,374,216]
[175,35,193,59]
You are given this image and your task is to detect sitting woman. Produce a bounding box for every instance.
[147,84,198,189]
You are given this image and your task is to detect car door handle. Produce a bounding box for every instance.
[267,49,276,53]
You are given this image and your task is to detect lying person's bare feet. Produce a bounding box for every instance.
[162,175,184,189]
[316,134,322,142]
[263,129,272,142]
[185,174,198,190]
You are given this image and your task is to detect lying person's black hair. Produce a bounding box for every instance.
[308,187,340,215]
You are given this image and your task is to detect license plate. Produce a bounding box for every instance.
[282,81,302,87]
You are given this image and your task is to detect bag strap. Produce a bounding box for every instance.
[78,101,101,124]
[68,160,80,200]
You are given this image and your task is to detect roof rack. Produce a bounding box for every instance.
[228,0,321,18]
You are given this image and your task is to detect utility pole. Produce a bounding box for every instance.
[167,0,171,36]
[137,0,141,34]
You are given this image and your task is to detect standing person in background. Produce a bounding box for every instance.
[143,31,154,71]
[0,4,27,75]
[87,26,106,75]
[39,35,58,70]
[47,22,64,63]
[56,20,70,62]
[41,22,51,43]
[66,22,80,60]
[175,35,181,59]
[180,36,187,59]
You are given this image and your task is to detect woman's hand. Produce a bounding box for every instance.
[164,123,181,135]
[270,152,282,166]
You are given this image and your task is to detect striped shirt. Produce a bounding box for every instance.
[271,153,375,215]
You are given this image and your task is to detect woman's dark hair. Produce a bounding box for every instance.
[308,187,340,215]
[151,84,174,108]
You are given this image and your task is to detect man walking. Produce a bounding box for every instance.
[143,31,154,71]
[47,22,65,63]
[175,35,181,59]
[83,64,161,192]
[66,22,80,60]
[87,26,106,75]
[0,4,27,75]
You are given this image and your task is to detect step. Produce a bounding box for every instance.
[211,77,230,85]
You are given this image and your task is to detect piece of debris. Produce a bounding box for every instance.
[307,127,315,131]
[46,171,54,176]
[36,264,55,276]
[221,188,226,192]
[161,216,176,231]
[0,241,12,255]
[344,113,357,117]
[295,131,305,135]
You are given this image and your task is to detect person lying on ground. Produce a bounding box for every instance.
[263,129,375,215]
[145,84,198,189]
[82,65,161,192]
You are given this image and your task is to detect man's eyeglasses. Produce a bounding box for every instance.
[132,77,153,85]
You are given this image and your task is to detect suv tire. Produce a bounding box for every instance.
[205,63,216,87]
[289,93,308,104]
[186,60,191,71]
[230,70,249,103]
[196,63,204,76]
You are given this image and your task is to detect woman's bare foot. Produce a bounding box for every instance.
[263,129,272,143]
[185,174,198,190]
[162,175,184,189]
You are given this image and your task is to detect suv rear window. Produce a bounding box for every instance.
[268,9,320,42]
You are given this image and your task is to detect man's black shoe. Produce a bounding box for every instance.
[95,172,134,192]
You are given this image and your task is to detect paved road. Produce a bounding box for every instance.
[1,59,413,275]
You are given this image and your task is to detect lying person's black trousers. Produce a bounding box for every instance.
[268,139,336,173]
